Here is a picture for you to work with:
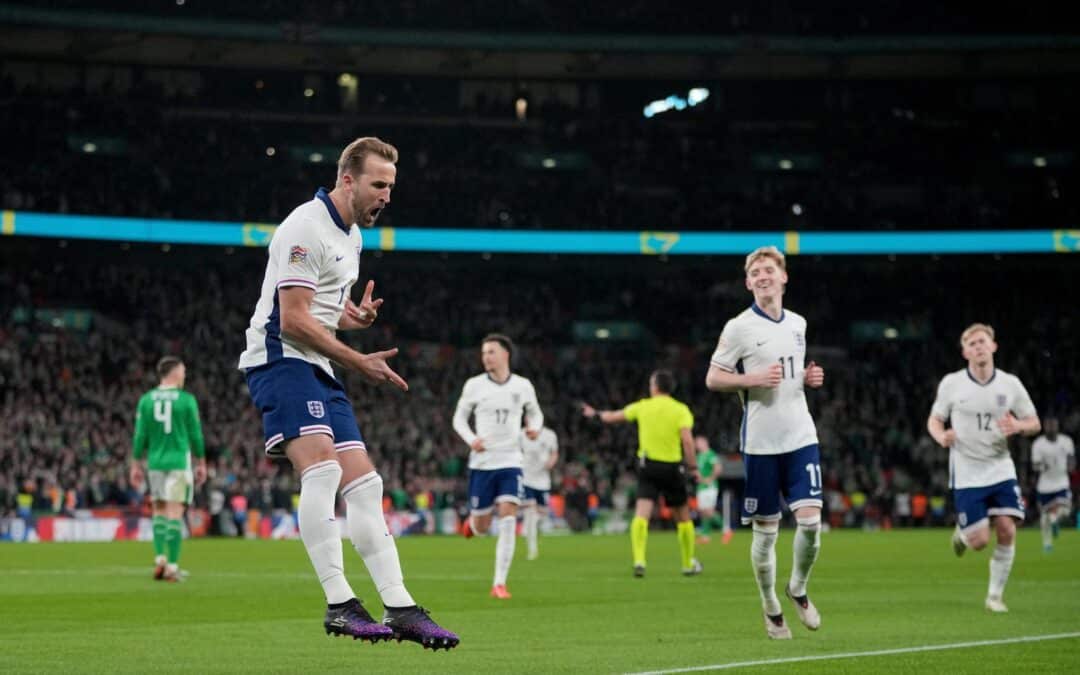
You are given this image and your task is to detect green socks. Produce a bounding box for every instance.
[152,515,167,558]
[165,519,183,565]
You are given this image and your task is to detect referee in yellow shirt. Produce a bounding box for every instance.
[582,369,701,578]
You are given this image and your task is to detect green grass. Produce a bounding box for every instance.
[1,529,1078,674]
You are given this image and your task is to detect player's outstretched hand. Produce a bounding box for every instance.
[749,364,783,388]
[996,413,1021,437]
[355,348,409,391]
[581,402,597,418]
[804,360,825,388]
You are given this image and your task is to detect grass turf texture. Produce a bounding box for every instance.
[1,529,1077,674]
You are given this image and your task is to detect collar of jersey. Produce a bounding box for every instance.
[750,302,785,323]
[486,372,512,385]
[965,367,997,386]
[314,187,352,235]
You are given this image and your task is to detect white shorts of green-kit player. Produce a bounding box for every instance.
[148,470,194,504]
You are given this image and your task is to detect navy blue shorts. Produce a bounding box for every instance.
[468,468,523,514]
[1036,488,1072,510]
[245,358,365,457]
[953,479,1024,534]
[522,485,549,506]
[741,444,823,524]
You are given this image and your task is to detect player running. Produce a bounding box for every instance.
[705,245,826,639]
[928,322,1041,612]
[1032,417,1075,551]
[521,424,559,560]
[452,333,544,599]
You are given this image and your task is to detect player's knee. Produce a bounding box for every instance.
[966,528,990,550]
[751,518,777,533]
[994,517,1017,543]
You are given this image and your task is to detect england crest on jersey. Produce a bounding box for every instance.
[512,393,521,405]
[793,331,805,347]
[996,394,1007,407]
[744,497,758,514]
[307,400,326,418]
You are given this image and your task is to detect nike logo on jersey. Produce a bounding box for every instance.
[809,489,822,496]
[756,340,769,346]
[335,255,345,261]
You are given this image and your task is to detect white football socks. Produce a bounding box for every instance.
[751,520,782,616]
[341,471,415,608]
[789,514,822,597]
[1040,511,1053,548]
[493,515,517,586]
[524,507,539,558]
[988,543,1015,599]
[298,460,354,605]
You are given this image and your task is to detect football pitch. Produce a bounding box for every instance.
[1,529,1077,674]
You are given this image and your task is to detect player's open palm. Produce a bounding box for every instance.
[354,348,409,391]
[804,360,825,388]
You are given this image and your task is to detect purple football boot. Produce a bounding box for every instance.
[382,606,460,651]
[324,599,394,643]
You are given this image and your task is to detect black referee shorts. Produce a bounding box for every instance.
[636,457,689,507]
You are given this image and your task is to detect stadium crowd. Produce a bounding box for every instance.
[1,240,1075,532]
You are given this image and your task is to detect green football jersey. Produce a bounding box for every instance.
[696,447,719,490]
[132,386,205,471]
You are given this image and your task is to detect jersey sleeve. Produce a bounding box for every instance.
[272,219,323,291]
[623,400,641,422]
[710,320,744,372]
[452,379,479,446]
[1009,376,1037,419]
[547,428,559,457]
[185,393,206,459]
[132,394,149,460]
[929,376,953,421]
[678,403,694,430]
[522,381,544,432]
[1068,437,1076,458]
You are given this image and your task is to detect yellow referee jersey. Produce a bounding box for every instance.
[623,395,694,463]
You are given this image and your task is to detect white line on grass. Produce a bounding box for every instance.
[625,631,1080,675]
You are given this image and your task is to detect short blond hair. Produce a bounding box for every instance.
[960,323,995,346]
[337,136,398,183]
[744,245,786,273]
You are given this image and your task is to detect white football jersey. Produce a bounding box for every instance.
[521,427,558,490]
[930,368,1037,489]
[238,189,361,378]
[453,373,543,470]
[1032,433,1074,493]
[710,305,819,456]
